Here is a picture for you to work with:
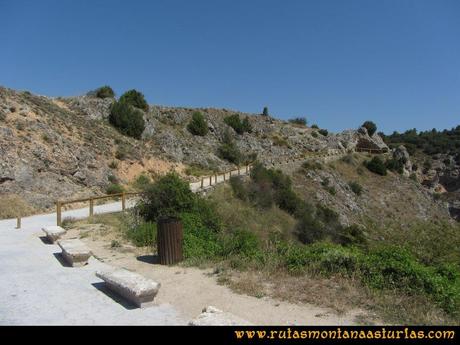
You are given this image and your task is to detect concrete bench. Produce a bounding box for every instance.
[57,239,92,267]
[42,226,66,243]
[96,268,161,308]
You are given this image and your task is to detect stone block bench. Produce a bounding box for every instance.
[57,239,92,267]
[96,267,161,308]
[42,226,66,243]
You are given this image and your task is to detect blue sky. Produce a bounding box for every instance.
[1,0,459,134]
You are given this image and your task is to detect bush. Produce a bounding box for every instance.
[288,117,307,126]
[338,225,367,246]
[262,106,269,116]
[318,129,328,136]
[365,156,387,176]
[385,158,404,174]
[348,181,363,195]
[187,111,208,136]
[134,174,151,190]
[224,114,252,134]
[106,183,124,195]
[95,86,115,99]
[139,172,196,221]
[218,129,242,164]
[119,89,149,111]
[229,176,248,201]
[109,101,145,139]
[126,221,157,247]
[311,124,319,129]
[311,131,318,138]
[362,121,377,136]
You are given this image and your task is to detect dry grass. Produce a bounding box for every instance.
[0,194,36,219]
[208,184,297,241]
[217,268,457,325]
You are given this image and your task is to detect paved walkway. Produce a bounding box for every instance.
[0,203,186,325]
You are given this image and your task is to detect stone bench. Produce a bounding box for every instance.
[57,239,92,267]
[42,226,66,243]
[96,268,161,308]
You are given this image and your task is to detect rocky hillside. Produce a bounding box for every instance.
[0,86,453,225]
[383,129,460,220]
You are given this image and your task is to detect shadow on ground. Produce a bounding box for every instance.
[91,282,138,310]
[137,255,160,264]
[52,253,72,268]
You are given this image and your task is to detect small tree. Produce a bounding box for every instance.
[224,114,252,134]
[95,86,115,99]
[119,89,149,111]
[218,129,242,164]
[109,101,145,139]
[362,121,377,136]
[262,106,269,116]
[138,173,195,221]
[187,111,208,136]
[288,117,307,126]
[365,156,387,176]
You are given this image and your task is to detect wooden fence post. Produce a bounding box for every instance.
[121,193,126,211]
[201,178,204,188]
[56,201,62,226]
[16,216,21,229]
[89,199,94,217]
[209,176,212,186]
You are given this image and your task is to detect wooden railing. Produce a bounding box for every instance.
[192,164,253,190]
[54,146,383,225]
[55,192,142,226]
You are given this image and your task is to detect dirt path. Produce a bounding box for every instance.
[66,227,367,325]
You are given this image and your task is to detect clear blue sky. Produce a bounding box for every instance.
[1,0,459,133]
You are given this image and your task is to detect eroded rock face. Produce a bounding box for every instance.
[335,128,389,152]
[393,145,413,176]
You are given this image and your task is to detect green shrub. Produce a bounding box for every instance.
[224,114,252,134]
[181,212,222,260]
[108,160,118,169]
[318,129,328,136]
[108,174,118,183]
[338,225,367,246]
[95,86,115,99]
[139,172,195,221]
[229,176,248,201]
[187,111,208,136]
[311,131,318,138]
[365,156,387,176]
[218,130,242,164]
[221,229,260,258]
[262,106,269,116]
[109,101,145,139]
[385,158,404,174]
[119,89,149,111]
[134,174,151,189]
[311,124,319,129]
[348,181,363,195]
[106,183,124,195]
[362,121,377,136]
[288,117,307,126]
[126,221,157,247]
[110,240,121,248]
